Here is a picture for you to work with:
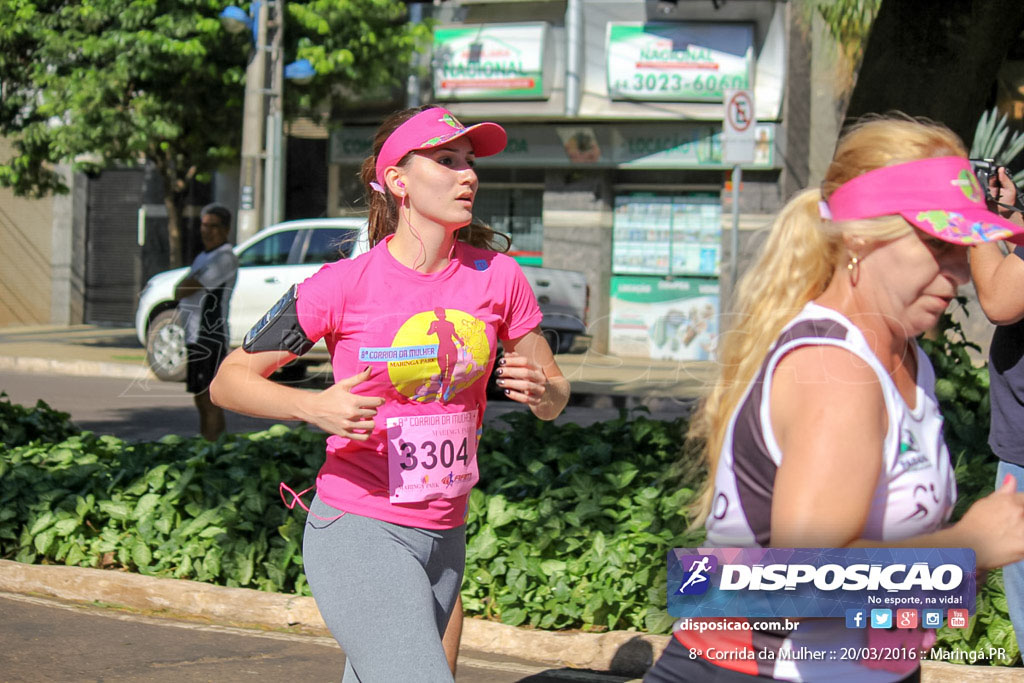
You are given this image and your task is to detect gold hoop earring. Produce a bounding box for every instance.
[847,254,860,286]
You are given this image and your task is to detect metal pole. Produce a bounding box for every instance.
[264,0,285,228]
[236,1,269,243]
[406,2,423,107]
[565,0,582,117]
[730,164,741,303]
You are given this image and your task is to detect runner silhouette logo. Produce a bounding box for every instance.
[677,554,718,595]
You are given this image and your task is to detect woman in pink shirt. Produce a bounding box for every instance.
[211,106,570,682]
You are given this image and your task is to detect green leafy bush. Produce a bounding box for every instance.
[0,422,323,594]
[0,375,1019,664]
[921,306,1019,665]
[1,393,79,448]
[465,410,705,632]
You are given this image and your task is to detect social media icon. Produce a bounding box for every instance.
[922,609,943,628]
[948,609,969,629]
[870,609,893,629]
[896,609,918,629]
[845,609,867,629]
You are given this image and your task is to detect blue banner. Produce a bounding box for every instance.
[667,548,976,618]
[358,345,438,363]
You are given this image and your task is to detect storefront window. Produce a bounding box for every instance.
[474,186,544,265]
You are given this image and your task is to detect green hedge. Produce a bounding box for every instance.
[466,410,704,632]
[0,384,1018,665]
[920,307,1018,665]
[0,396,321,594]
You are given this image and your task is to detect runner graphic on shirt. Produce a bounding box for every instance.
[428,307,466,402]
[385,308,491,403]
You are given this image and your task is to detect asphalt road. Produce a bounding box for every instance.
[0,370,689,442]
[0,592,634,683]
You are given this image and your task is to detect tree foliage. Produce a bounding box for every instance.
[0,0,425,262]
[798,0,881,96]
[845,0,1024,145]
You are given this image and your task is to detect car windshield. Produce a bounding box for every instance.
[237,231,295,267]
[303,228,358,263]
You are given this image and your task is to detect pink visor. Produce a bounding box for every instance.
[822,156,1024,245]
[374,107,507,189]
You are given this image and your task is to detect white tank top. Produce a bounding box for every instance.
[678,302,957,682]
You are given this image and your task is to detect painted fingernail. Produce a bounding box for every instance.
[503,389,510,395]
[496,368,503,376]
[496,379,505,386]
[499,357,506,365]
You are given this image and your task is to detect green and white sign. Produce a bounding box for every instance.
[609,276,720,361]
[607,22,753,102]
[433,23,548,100]
[331,123,778,169]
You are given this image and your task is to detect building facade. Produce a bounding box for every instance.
[323,0,810,356]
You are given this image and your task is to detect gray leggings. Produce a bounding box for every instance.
[302,494,465,683]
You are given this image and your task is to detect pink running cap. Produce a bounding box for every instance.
[374,107,507,189]
[822,156,1024,245]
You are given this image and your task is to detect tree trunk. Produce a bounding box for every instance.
[845,0,1024,146]
[164,192,183,269]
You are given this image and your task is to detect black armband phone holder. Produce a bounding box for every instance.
[242,284,315,355]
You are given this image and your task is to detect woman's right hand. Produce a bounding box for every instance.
[952,474,1024,570]
[299,367,386,441]
[989,167,1019,219]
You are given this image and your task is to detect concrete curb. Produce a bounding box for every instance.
[0,355,155,381]
[0,560,667,675]
[0,561,1018,681]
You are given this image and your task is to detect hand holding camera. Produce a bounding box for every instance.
[971,158,1023,218]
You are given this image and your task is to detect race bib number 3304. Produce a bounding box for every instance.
[386,410,479,504]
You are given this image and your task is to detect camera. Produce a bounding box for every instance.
[970,158,1000,207]
[970,158,999,188]
[970,158,1024,213]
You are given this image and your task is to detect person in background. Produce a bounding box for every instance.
[646,115,1024,683]
[968,164,1024,654]
[173,203,238,441]
[210,106,569,682]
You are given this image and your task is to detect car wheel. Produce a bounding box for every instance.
[146,309,188,382]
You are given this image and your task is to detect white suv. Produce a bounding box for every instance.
[135,217,369,381]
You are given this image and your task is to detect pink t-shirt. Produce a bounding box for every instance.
[295,236,543,528]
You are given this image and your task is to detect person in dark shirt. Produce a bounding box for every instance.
[173,203,239,440]
[969,165,1024,654]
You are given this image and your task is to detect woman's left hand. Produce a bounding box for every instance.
[494,351,547,406]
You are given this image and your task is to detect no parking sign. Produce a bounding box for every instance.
[722,89,756,164]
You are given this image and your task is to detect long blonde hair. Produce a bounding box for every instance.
[358,107,510,252]
[688,114,968,525]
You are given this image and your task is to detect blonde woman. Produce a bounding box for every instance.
[646,116,1024,683]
